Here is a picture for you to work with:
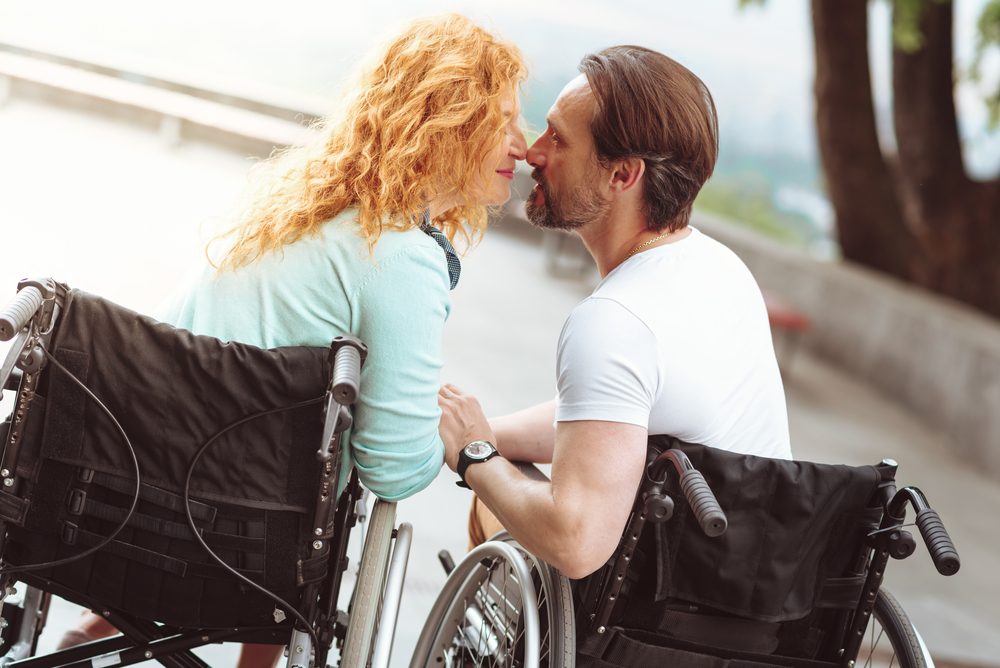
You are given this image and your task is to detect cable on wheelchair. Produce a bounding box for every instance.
[182,395,326,656]
[0,352,142,574]
[867,522,917,536]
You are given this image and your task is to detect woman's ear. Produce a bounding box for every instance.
[608,157,646,193]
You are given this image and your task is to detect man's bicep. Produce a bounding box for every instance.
[551,420,647,561]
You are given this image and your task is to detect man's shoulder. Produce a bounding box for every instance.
[564,295,652,334]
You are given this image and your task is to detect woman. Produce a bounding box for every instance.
[59,14,527,667]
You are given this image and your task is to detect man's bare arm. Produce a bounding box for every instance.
[465,419,647,579]
[489,399,557,463]
[438,385,646,577]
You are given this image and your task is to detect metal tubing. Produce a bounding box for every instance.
[0,586,45,665]
[370,522,413,668]
[285,628,314,668]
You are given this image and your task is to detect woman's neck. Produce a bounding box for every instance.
[427,195,458,221]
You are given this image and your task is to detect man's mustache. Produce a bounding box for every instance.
[530,168,547,190]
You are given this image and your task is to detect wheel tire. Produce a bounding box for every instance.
[340,499,397,668]
[857,589,930,668]
[410,532,575,668]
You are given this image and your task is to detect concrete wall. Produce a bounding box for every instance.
[694,211,1000,476]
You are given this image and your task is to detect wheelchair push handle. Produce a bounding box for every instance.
[0,286,43,341]
[329,336,367,405]
[650,449,728,537]
[916,508,960,576]
[887,485,960,576]
[679,469,728,537]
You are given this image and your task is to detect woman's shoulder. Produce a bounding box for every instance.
[318,210,439,257]
[314,216,447,302]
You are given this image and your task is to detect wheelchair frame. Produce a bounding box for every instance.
[413,446,959,668]
[0,278,412,668]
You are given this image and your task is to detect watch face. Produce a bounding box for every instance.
[465,441,495,460]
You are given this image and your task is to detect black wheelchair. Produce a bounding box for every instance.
[411,436,960,666]
[0,278,413,667]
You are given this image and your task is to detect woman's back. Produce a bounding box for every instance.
[161,209,451,501]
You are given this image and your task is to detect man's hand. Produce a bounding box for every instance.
[438,384,496,472]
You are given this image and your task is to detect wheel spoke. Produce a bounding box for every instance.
[425,537,573,668]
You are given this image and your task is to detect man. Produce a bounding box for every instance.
[438,45,790,580]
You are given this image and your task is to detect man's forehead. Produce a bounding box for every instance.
[548,74,594,130]
[557,73,591,101]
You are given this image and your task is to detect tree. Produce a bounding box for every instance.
[810,0,1000,318]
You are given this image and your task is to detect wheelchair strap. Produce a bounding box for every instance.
[67,494,266,554]
[88,470,218,524]
[578,627,835,668]
[0,489,30,524]
[64,522,268,583]
[65,522,190,577]
[815,576,867,609]
[70,493,205,538]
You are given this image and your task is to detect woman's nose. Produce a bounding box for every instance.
[509,125,528,160]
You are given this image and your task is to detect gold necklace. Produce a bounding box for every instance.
[624,231,672,260]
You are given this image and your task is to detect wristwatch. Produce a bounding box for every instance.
[456,440,501,489]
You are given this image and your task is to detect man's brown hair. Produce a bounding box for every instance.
[579,45,719,232]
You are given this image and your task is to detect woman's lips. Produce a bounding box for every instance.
[496,169,514,180]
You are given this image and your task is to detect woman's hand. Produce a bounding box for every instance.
[438,384,496,472]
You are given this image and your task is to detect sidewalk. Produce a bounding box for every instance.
[2,97,996,667]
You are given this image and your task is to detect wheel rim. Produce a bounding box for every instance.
[432,547,552,667]
[859,612,905,668]
[855,590,926,668]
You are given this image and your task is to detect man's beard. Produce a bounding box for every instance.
[525,169,610,232]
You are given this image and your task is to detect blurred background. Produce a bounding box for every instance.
[1,0,998,666]
[2,0,998,251]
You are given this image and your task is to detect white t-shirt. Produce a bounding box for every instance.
[555,228,791,459]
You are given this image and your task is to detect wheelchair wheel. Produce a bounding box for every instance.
[410,532,574,668]
[340,498,397,668]
[856,589,931,668]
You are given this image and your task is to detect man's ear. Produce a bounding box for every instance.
[608,157,645,193]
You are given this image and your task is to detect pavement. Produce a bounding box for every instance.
[1,96,997,667]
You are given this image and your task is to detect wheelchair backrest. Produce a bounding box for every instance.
[576,436,890,661]
[1,286,340,628]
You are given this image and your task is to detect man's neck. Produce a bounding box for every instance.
[578,208,689,278]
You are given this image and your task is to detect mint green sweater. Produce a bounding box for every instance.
[159,210,448,501]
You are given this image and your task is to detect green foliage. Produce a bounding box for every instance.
[891,0,954,52]
[892,0,929,51]
[972,0,1000,127]
[694,176,811,247]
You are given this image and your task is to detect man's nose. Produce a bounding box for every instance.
[526,138,546,169]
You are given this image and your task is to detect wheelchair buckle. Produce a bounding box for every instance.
[67,488,86,516]
[61,521,79,546]
[77,468,95,484]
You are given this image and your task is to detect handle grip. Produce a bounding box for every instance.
[679,469,727,537]
[916,508,960,576]
[332,344,362,405]
[0,286,43,341]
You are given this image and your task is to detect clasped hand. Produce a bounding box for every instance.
[438,384,496,472]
